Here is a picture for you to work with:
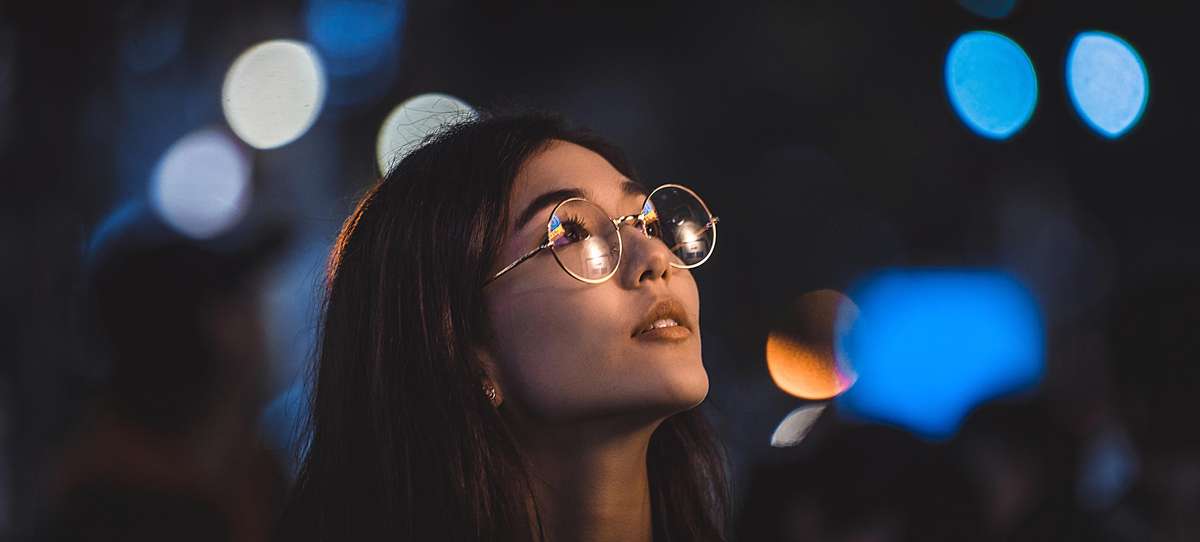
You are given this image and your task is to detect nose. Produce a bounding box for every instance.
[616,217,673,288]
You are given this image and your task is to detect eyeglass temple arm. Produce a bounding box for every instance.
[484,241,552,285]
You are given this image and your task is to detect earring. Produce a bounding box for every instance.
[482,381,499,406]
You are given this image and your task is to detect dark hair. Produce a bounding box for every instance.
[276,112,730,541]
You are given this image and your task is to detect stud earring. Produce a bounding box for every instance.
[482,381,499,406]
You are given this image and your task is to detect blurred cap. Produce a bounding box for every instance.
[85,200,291,299]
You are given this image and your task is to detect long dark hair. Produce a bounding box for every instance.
[276,112,730,541]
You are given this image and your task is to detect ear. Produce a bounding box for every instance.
[472,343,504,407]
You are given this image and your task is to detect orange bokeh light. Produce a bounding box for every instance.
[765,289,858,400]
[766,332,854,400]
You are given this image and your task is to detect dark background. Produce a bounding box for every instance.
[3,1,1197,539]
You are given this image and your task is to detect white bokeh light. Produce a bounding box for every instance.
[151,128,251,239]
[222,40,326,150]
[1067,31,1149,138]
[769,404,826,448]
[376,93,477,175]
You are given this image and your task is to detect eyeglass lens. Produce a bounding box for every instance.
[546,186,715,282]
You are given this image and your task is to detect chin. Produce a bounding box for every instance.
[651,364,710,413]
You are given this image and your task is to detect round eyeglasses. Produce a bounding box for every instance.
[484,183,719,286]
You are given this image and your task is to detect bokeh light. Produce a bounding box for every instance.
[1077,426,1138,510]
[1067,31,1149,138]
[376,93,477,175]
[261,381,311,479]
[150,128,251,239]
[259,238,334,480]
[305,0,404,76]
[766,290,859,400]
[222,40,326,150]
[770,404,827,448]
[945,31,1038,139]
[955,0,1018,20]
[86,199,145,259]
[837,270,1044,438]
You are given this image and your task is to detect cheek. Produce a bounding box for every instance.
[486,290,626,412]
[484,277,708,421]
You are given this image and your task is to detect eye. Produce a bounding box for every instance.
[640,202,661,237]
[560,214,590,241]
[643,219,660,238]
[548,213,592,246]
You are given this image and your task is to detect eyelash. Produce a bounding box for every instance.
[560,212,587,225]
[551,213,590,242]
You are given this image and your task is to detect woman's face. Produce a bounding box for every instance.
[481,140,708,426]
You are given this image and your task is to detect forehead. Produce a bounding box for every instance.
[510,140,641,218]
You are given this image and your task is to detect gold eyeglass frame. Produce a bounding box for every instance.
[483,183,719,286]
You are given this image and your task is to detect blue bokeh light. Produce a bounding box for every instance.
[945,31,1038,139]
[259,237,331,479]
[1067,31,1149,138]
[836,270,1044,438]
[261,381,312,479]
[86,199,147,259]
[956,0,1018,20]
[305,0,405,77]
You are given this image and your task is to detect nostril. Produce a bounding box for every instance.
[639,267,667,282]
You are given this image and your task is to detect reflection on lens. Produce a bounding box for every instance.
[671,219,709,262]
[549,199,620,282]
[647,185,716,267]
[578,236,615,279]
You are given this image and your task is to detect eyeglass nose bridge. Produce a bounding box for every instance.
[612,213,651,237]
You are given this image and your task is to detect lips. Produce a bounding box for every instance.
[632,297,693,337]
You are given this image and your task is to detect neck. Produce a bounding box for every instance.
[511,413,662,542]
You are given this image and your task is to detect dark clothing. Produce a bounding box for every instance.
[39,410,287,542]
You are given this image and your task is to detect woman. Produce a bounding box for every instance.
[277,112,730,541]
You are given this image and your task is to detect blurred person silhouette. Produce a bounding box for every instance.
[1106,274,1200,542]
[735,409,985,542]
[951,396,1109,541]
[38,203,289,541]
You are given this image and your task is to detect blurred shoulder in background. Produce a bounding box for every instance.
[38,204,291,542]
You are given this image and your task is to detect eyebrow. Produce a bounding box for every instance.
[512,179,649,234]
